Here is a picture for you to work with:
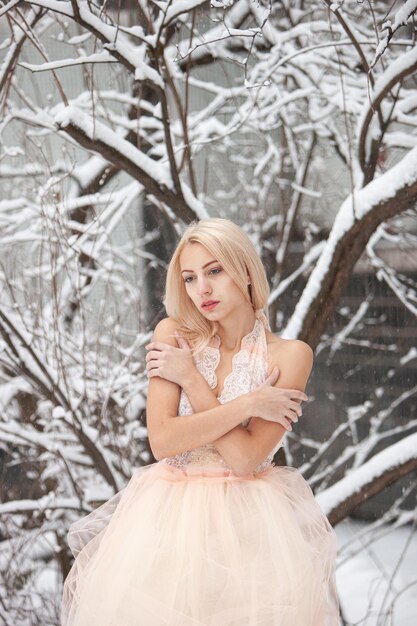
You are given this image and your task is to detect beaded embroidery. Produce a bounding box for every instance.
[163,318,283,474]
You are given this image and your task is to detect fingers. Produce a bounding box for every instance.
[145,359,160,374]
[286,389,309,402]
[279,416,293,431]
[145,350,163,376]
[145,350,162,363]
[146,364,159,377]
[145,336,190,351]
[289,400,302,418]
[145,341,169,352]
[264,372,308,405]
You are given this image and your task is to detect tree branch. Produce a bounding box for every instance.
[55,106,203,222]
[317,433,417,525]
[284,143,417,347]
[358,46,417,179]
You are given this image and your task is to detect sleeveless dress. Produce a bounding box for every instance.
[61,317,339,626]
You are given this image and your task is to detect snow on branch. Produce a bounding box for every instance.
[0,7,43,93]
[19,51,118,72]
[317,432,417,525]
[54,105,204,222]
[0,306,66,399]
[371,0,417,66]
[71,1,163,86]
[0,308,123,491]
[0,418,94,468]
[12,0,162,85]
[0,495,84,515]
[16,1,73,16]
[162,0,207,26]
[284,143,417,345]
[268,241,326,306]
[172,0,252,68]
[0,0,31,17]
[358,46,417,172]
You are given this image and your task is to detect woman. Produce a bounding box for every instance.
[61,218,339,625]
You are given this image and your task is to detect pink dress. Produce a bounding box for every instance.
[61,317,339,625]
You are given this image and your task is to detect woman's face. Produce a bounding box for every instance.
[179,242,248,321]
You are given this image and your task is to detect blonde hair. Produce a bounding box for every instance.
[164,218,270,354]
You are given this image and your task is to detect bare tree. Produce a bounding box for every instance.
[0,0,416,623]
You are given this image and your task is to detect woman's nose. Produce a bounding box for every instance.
[198,277,211,296]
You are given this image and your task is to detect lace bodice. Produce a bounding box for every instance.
[162,317,284,475]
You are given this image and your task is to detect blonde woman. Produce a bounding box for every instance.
[61,218,339,625]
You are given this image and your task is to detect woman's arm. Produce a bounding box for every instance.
[180,369,254,472]
[181,340,313,475]
[146,318,309,469]
[146,318,260,460]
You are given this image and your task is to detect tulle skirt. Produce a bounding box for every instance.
[61,461,339,626]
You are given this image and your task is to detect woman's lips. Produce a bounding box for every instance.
[201,301,219,311]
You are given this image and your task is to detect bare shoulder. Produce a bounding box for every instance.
[265,331,314,387]
[266,331,313,360]
[152,316,182,344]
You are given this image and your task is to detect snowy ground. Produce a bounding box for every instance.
[336,519,417,626]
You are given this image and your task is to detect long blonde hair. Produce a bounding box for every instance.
[164,218,271,354]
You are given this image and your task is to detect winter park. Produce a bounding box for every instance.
[0,1,417,625]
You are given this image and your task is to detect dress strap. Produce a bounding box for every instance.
[241,316,269,366]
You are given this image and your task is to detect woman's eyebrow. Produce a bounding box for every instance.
[181,260,218,274]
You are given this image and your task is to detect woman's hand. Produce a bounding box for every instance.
[145,331,196,388]
[250,366,308,431]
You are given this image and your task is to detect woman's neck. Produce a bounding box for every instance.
[215,311,257,351]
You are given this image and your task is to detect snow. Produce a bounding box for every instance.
[163,0,208,24]
[0,314,62,392]
[401,347,417,365]
[382,0,417,33]
[0,495,81,515]
[167,0,253,63]
[71,154,110,190]
[0,420,94,467]
[178,182,209,219]
[76,5,164,88]
[67,32,92,45]
[360,45,417,158]
[269,241,325,305]
[22,0,73,16]
[19,51,117,72]
[371,46,417,105]
[0,0,23,17]
[83,484,115,503]
[54,106,174,189]
[336,519,417,625]
[0,377,32,410]
[316,432,417,515]
[384,131,417,149]
[283,143,417,338]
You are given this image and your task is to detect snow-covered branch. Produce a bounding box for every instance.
[19,51,118,72]
[371,0,417,66]
[317,433,417,525]
[284,144,417,346]
[358,46,417,177]
[54,105,203,222]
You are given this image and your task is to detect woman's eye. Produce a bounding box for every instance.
[183,268,221,283]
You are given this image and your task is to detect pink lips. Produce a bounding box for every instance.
[201,301,219,311]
